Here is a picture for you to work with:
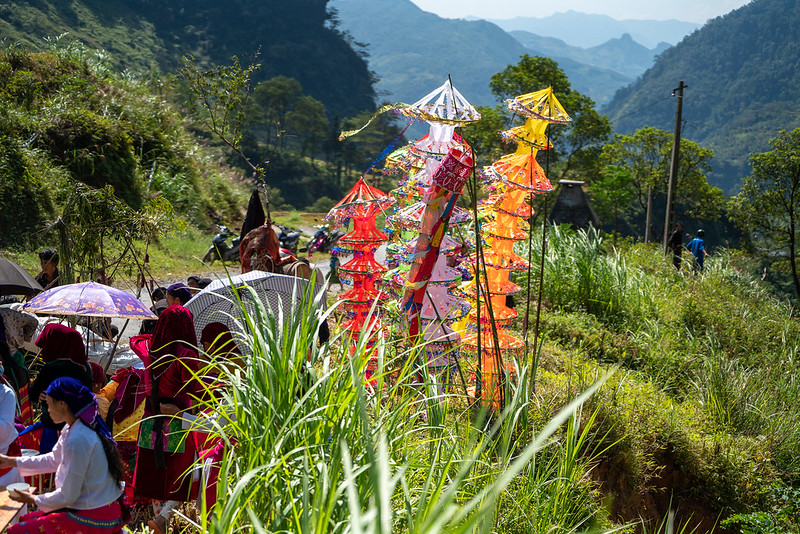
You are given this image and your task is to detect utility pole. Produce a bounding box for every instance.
[663,81,686,253]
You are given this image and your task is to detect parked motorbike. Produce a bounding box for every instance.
[203,224,241,264]
[277,225,302,254]
[302,224,344,255]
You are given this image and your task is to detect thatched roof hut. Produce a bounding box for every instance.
[548,180,600,229]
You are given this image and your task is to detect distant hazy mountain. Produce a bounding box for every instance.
[331,0,636,107]
[489,11,700,48]
[511,31,670,79]
[604,0,800,194]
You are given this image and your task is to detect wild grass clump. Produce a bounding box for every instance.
[181,276,616,533]
[519,226,659,326]
[520,226,800,529]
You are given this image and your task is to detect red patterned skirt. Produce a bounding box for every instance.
[9,500,125,534]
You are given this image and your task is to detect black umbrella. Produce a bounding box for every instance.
[0,255,43,296]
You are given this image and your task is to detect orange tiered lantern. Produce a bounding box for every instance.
[462,87,569,409]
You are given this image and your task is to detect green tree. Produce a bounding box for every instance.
[590,165,635,241]
[461,105,509,164]
[180,54,262,176]
[285,95,328,160]
[486,55,612,180]
[600,126,723,241]
[250,75,303,147]
[729,129,800,300]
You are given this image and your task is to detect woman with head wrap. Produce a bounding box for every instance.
[0,377,126,533]
[194,323,244,510]
[200,322,245,374]
[30,324,94,453]
[131,304,200,534]
[165,283,193,307]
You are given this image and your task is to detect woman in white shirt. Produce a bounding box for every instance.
[0,377,126,533]
[0,364,22,487]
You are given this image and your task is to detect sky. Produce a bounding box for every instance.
[407,0,753,24]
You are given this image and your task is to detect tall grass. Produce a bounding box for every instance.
[520,226,658,325]
[524,227,800,525]
[181,275,617,533]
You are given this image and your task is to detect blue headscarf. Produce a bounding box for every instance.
[45,377,114,442]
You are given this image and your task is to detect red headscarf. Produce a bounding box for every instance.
[200,322,241,357]
[149,304,197,358]
[89,362,106,387]
[35,323,87,365]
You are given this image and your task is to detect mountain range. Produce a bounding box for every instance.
[486,11,700,49]
[331,0,678,107]
[509,32,671,80]
[604,0,800,193]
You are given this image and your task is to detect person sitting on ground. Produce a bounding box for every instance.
[166,283,193,307]
[90,362,110,418]
[30,324,94,453]
[34,248,60,290]
[0,377,126,533]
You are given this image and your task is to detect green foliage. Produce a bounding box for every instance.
[722,484,800,534]
[308,196,336,213]
[184,275,614,533]
[590,165,636,237]
[56,182,185,283]
[0,0,377,118]
[605,0,800,193]
[461,104,511,164]
[728,128,800,301]
[487,54,612,180]
[0,138,57,247]
[180,54,261,176]
[0,45,248,247]
[599,126,724,238]
[520,226,800,524]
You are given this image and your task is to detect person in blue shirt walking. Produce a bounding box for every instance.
[686,229,708,272]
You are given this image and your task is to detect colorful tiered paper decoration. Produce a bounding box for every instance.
[326,179,394,374]
[463,86,570,409]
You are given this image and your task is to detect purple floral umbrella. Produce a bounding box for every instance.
[23,281,156,319]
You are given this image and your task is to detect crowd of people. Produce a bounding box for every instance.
[0,256,241,533]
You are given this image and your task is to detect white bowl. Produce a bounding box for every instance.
[6,481,29,498]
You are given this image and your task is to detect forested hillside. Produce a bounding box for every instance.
[0,45,247,247]
[0,0,376,117]
[604,0,800,194]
